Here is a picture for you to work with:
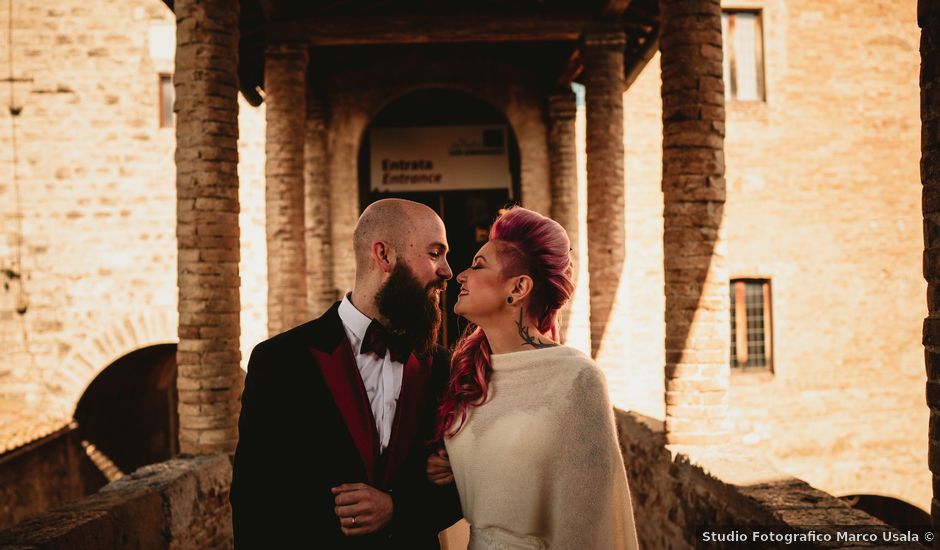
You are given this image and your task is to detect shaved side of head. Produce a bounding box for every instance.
[353,199,438,275]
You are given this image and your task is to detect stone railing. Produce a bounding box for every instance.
[0,453,232,549]
[0,413,929,549]
[616,410,929,549]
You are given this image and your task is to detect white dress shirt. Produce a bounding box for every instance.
[337,295,404,454]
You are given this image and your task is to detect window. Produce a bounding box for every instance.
[721,10,765,101]
[729,279,772,370]
[159,74,174,128]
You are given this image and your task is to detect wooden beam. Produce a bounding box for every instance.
[265,15,604,45]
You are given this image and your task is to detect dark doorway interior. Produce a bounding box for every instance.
[359,89,521,347]
[74,344,178,475]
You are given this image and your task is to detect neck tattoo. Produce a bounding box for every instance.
[516,309,558,349]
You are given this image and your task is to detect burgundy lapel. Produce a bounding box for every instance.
[310,340,380,484]
[381,353,432,486]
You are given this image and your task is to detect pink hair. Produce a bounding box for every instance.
[434,207,574,442]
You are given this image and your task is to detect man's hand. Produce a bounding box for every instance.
[331,483,393,536]
[426,447,454,486]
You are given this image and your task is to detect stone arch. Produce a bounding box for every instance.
[46,309,178,417]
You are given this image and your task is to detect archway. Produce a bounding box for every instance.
[74,344,178,475]
[358,88,522,345]
[840,494,930,532]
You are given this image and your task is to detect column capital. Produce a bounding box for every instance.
[584,30,627,49]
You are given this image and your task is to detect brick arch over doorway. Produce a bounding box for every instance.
[47,310,178,417]
[357,87,523,346]
[325,55,551,294]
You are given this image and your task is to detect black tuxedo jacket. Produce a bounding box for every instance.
[230,302,461,549]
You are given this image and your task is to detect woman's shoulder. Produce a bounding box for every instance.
[553,345,600,372]
[545,346,609,396]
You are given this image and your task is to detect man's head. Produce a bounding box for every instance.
[352,199,452,356]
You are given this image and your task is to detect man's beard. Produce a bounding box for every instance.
[375,262,445,357]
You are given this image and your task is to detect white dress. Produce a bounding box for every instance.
[444,346,640,550]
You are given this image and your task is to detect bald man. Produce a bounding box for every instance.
[231,199,462,549]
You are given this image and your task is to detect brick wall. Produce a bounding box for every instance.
[0,0,269,416]
[602,0,926,511]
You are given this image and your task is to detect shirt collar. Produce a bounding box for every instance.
[338,293,373,343]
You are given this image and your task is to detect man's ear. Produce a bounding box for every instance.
[372,241,395,273]
[509,275,534,303]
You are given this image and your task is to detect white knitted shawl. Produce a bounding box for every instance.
[445,346,640,550]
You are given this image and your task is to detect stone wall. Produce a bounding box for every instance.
[0,425,105,531]
[616,410,926,549]
[0,453,233,549]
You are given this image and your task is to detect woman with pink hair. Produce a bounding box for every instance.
[429,206,639,550]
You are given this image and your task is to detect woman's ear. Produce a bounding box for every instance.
[509,275,534,303]
[372,241,394,273]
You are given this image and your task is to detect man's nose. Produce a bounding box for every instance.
[439,260,453,280]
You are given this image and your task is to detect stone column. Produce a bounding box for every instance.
[264,43,309,335]
[174,0,242,454]
[547,88,580,342]
[919,0,940,541]
[660,0,730,445]
[583,31,626,358]
[304,91,335,316]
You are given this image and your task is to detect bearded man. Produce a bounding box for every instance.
[231,199,462,549]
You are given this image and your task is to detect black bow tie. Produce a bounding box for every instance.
[360,319,411,363]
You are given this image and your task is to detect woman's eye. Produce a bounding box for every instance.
[470,265,481,270]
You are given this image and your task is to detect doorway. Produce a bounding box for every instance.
[74,344,178,474]
[359,89,521,346]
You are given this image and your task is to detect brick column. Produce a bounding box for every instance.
[264,43,309,335]
[583,31,626,358]
[547,88,580,342]
[660,0,730,445]
[304,91,335,316]
[920,0,940,542]
[174,0,242,454]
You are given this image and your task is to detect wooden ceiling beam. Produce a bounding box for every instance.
[264,15,606,45]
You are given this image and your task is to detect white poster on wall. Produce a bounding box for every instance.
[369,125,512,192]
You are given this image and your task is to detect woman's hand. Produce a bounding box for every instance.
[426,447,454,486]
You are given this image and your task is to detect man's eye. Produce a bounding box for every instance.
[429,252,440,258]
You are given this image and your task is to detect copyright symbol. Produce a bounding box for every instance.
[926,531,935,542]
